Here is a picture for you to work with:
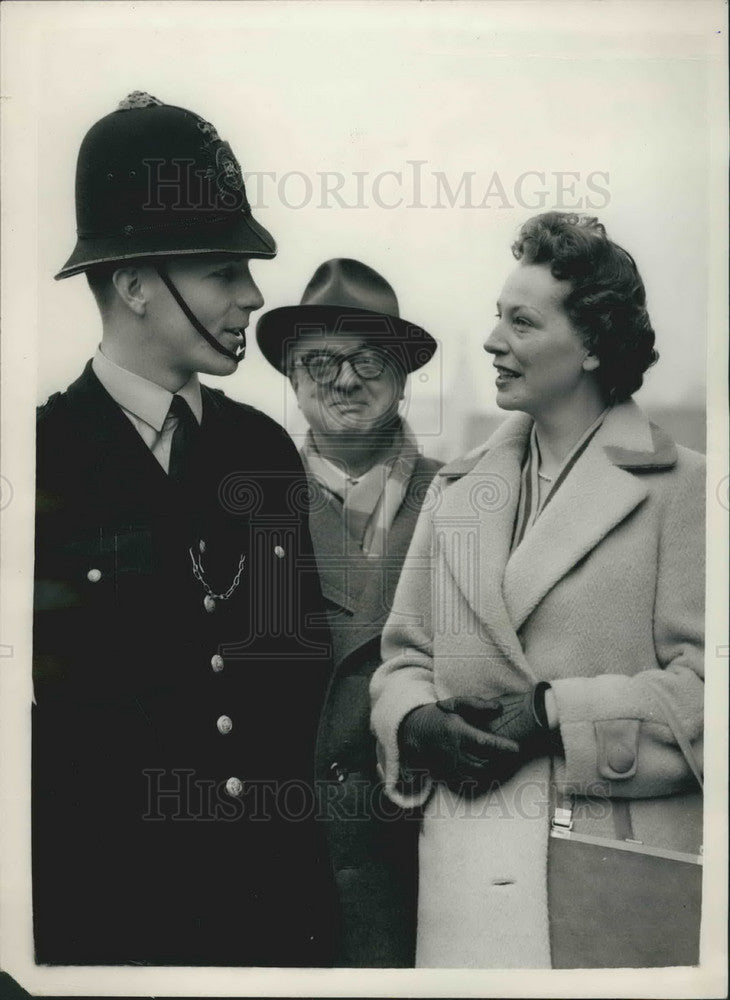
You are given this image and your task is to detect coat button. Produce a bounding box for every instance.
[216,715,233,735]
[274,545,285,559]
[199,539,206,554]
[607,745,635,774]
[210,654,224,673]
[225,776,243,797]
[329,761,348,783]
[87,568,102,583]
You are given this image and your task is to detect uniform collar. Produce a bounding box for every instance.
[92,347,202,430]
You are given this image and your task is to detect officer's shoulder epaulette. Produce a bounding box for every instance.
[437,442,491,481]
[36,391,63,423]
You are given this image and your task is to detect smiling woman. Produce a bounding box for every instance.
[371,211,705,969]
[487,263,603,437]
[485,212,658,478]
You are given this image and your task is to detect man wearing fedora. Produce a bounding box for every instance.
[32,92,334,966]
[256,259,441,966]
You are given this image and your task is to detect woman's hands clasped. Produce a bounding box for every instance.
[398,686,561,793]
[398,696,520,793]
[486,682,561,758]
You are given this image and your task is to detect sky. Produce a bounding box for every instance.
[2,0,723,455]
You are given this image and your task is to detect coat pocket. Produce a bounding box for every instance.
[34,524,154,698]
[54,524,154,603]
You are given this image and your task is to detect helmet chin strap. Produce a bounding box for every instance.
[155,265,244,364]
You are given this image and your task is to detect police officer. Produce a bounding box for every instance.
[256,259,441,965]
[33,93,334,966]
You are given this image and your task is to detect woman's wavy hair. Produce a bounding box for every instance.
[511,212,658,402]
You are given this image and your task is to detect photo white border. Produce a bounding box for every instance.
[1,2,727,997]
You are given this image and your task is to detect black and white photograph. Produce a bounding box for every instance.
[0,1,727,997]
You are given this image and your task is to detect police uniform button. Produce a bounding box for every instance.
[87,568,102,583]
[217,715,233,735]
[329,761,348,783]
[274,545,285,559]
[225,776,243,798]
[199,539,206,554]
[210,654,224,673]
[124,224,134,236]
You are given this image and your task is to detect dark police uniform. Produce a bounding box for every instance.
[33,364,334,965]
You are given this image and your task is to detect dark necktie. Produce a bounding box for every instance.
[167,394,199,482]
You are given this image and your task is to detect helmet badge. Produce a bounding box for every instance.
[216,143,243,193]
[117,91,163,111]
[196,118,221,142]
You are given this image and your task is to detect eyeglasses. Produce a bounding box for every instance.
[290,347,391,385]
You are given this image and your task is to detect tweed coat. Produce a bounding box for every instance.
[370,400,705,968]
[311,452,442,967]
[33,362,335,967]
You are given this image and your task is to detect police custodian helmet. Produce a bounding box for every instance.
[55,91,276,280]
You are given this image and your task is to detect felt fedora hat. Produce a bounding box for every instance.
[56,91,276,280]
[256,258,437,374]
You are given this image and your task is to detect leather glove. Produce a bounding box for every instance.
[486,681,562,760]
[398,695,520,793]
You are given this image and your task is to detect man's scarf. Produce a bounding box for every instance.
[302,422,420,557]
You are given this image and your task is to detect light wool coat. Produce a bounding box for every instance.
[370,400,704,968]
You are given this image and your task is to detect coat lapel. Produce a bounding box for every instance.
[438,415,536,681]
[502,400,676,632]
[437,401,679,671]
[309,456,443,664]
[336,477,430,661]
[307,488,357,613]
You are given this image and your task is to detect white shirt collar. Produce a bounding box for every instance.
[92,347,203,431]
